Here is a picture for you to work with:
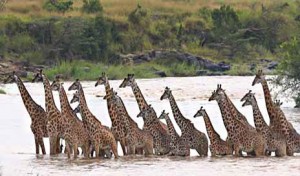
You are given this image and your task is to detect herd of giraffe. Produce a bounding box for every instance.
[3,69,300,159]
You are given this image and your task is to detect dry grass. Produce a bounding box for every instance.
[1,0,284,20]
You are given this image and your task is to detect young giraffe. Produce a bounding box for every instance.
[161,87,208,156]
[252,70,300,155]
[70,92,113,158]
[104,89,154,155]
[68,79,118,158]
[95,72,153,155]
[119,74,168,132]
[32,70,62,155]
[193,107,233,156]
[241,91,286,157]
[50,79,89,158]
[158,110,190,156]
[209,84,266,156]
[137,105,171,155]
[4,72,48,155]
[95,72,128,155]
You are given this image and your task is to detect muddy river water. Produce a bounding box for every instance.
[0,76,299,175]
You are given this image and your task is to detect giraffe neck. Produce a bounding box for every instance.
[225,93,249,124]
[131,82,148,110]
[250,97,268,131]
[104,81,111,95]
[114,95,132,133]
[42,75,58,112]
[261,80,276,125]
[164,115,179,142]
[202,112,220,142]
[106,95,117,123]
[78,85,100,126]
[16,77,40,116]
[168,92,188,130]
[216,96,239,135]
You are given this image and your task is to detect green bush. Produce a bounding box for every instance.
[0,89,6,94]
[43,0,73,13]
[82,0,103,14]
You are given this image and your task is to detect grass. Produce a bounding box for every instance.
[44,60,199,80]
[1,0,289,21]
[0,89,6,94]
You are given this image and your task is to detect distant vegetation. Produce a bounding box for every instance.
[0,0,299,77]
[0,88,6,94]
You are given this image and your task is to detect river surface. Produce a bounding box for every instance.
[0,76,300,176]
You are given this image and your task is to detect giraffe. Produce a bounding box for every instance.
[208,84,266,156]
[95,72,153,155]
[95,72,127,155]
[161,87,208,156]
[158,110,190,156]
[50,78,89,158]
[4,72,47,155]
[252,70,300,156]
[193,107,233,156]
[241,91,286,157]
[68,79,118,158]
[70,92,113,158]
[32,70,62,155]
[119,74,168,132]
[104,89,154,155]
[137,105,171,155]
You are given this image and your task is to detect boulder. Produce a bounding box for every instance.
[155,71,167,77]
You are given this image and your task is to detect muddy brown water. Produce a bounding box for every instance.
[0,76,299,175]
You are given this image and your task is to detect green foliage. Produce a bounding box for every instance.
[43,0,73,13]
[82,0,103,14]
[211,5,240,36]
[275,37,300,107]
[0,88,6,94]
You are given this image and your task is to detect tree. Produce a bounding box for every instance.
[275,37,300,107]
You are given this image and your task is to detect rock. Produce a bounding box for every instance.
[155,71,167,77]
[16,70,28,78]
[196,70,208,76]
[267,61,278,70]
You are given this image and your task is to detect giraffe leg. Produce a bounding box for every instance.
[95,143,100,158]
[49,136,57,155]
[56,137,61,154]
[111,141,119,159]
[34,137,39,154]
[73,144,78,159]
[65,141,71,159]
[39,137,46,155]
[120,139,127,156]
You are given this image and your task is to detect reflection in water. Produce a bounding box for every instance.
[0,76,300,175]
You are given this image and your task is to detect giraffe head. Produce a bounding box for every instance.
[160,87,171,100]
[95,72,108,87]
[4,71,18,84]
[274,99,283,107]
[252,69,265,86]
[158,110,169,120]
[137,104,154,119]
[119,74,135,88]
[193,106,206,118]
[73,104,80,114]
[50,75,62,91]
[68,79,81,91]
[241,90,255,107]
[70,91,79,104]
[31,69,44,83]
[208,84,225,101]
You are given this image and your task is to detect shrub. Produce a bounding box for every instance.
[82,0,103,14]
[43,0,73,13]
